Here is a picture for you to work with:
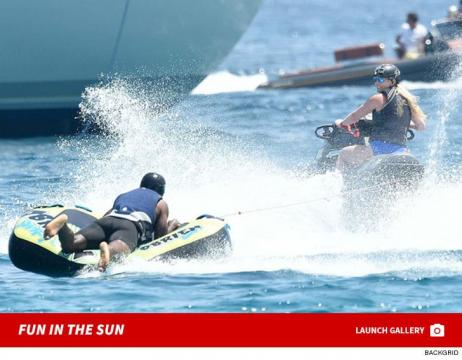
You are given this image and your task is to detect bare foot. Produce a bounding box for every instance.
[44,214,69,240]
[98,241,110,272]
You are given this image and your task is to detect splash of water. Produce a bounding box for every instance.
[4,78,462,277]
[425,59,462,179]
[71,76,462,275]
[401,75,462,90]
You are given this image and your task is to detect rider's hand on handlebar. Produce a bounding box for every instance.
[335,119,350,131]
[335,119,361,138]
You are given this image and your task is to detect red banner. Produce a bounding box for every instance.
[0,313,460,347]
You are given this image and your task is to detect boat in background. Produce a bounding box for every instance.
[0,0,261,137]
[259,18,462,90]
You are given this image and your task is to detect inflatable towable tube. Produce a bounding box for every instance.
[8,205,231,277]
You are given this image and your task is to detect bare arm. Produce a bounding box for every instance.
[167,219,181,233]
[337,94,384,128]
[154,200,169,239]
[409,114,426,131]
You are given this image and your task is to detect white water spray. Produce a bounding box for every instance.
[2,78,462,277]
[71,80,462,277]
[425,60,462,178]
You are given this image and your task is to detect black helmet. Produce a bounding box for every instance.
[140,172,166,196]
[374,64,401,84]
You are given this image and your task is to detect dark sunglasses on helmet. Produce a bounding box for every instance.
[373,76,386,83]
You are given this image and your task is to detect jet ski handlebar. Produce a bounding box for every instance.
[315,122,415,141]
[314,124,336,140]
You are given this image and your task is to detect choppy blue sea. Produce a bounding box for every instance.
[1,0,462,312]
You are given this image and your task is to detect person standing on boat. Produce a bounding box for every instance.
[44,172,180,271]
[395,12,428,59]
[334,64,426,174]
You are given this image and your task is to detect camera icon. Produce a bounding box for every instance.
[430,324,445,337]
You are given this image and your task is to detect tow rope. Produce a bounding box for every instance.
[219,175,418,219]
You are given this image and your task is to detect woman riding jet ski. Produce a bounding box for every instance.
[314,64,427,226]
[334,64,426,174]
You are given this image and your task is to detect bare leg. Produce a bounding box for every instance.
[44,214,69,240]
[98,242,110,272]
[44,214,89,253]
[336,145,373,174]
[98,240,131,272]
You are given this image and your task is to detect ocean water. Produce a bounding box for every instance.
[1,0,462,312]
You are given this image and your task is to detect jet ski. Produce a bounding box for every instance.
[313,121,425,225]
[314,121,424,181]
[8,205,231,277]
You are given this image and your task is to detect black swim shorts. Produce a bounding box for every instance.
[77,216,139,252]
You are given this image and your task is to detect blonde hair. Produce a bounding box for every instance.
[396,84,427,122]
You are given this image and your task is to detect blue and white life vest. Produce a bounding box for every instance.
[108,187,162,242]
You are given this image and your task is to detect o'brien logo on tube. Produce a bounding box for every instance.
[429,323,445,337]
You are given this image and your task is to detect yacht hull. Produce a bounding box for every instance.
[0,0,261,137]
